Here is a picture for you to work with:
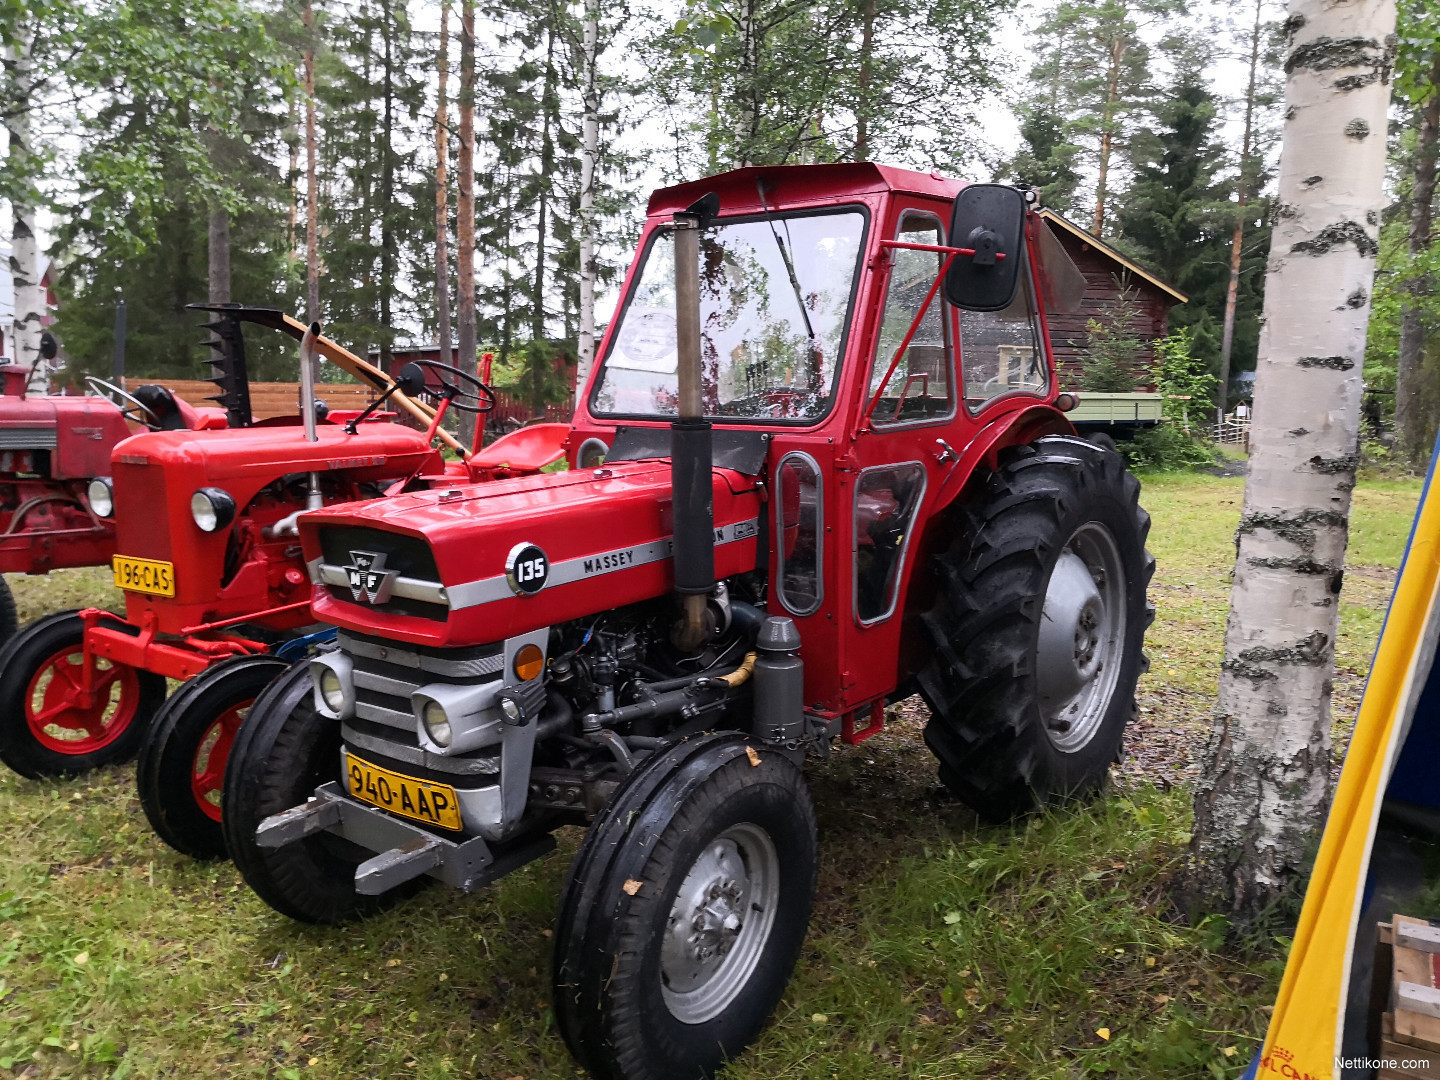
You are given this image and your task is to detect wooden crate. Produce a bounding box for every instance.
[1377,916,1440,1078]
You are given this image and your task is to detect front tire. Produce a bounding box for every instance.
[222,661,416,924]
[917,435,1153,820]
[553,734,817,1080]
[0,576,18,645]
[0,611,166,778]
[137,653,291,859]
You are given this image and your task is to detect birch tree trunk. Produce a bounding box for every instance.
[455,0,478,447]
[303,0,321,325]
[1217,0,1266,423]
[1189,0,1396,917]
[574,0,599,406]
[434,1,453,368]
[6,39,44,393]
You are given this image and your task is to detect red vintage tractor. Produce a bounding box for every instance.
[224,164,1153,1080]
[0,345,230,641]
[0,305,566,864]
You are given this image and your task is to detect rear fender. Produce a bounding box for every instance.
[932,403,1073,514]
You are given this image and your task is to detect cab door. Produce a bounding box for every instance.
[835,201,963,716]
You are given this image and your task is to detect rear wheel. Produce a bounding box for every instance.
[917,435,1153,820]
[222,662,417,924]
[553,734,817,1080]
[0,611,166,778]
[138,653,290,859]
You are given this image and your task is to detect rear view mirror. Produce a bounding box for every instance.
[944,185,1026,312]
[396,362,427,397]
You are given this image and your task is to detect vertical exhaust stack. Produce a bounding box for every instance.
[671,209,715,651]
[299,320,324,510]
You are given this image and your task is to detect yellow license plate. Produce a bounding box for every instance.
[346,754,463,831]
[112,555,176,597]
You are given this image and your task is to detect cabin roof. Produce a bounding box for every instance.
[1039,209,1189,305]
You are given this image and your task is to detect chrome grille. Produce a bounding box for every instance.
[0,428,57,451]
[339,630,503,733]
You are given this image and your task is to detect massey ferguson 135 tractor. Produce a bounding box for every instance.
[0,305,565,862]
[0,346,228,641]
[225,163,1153,1080]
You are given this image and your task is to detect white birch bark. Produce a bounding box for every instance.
[1190,0,1396,914]
[574,0,599,406]
[6,40,44,394]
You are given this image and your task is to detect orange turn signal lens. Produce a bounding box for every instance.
[1055,392,1079,412]
[513,643,545,682]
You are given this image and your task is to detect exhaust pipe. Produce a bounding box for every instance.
[671,209,715,651]
[300,321,323,509]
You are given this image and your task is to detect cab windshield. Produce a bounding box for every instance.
[591,209,867,423]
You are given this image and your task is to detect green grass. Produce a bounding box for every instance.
[0,472,1423,1079]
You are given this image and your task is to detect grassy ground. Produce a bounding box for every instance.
[0,471,1423,1079]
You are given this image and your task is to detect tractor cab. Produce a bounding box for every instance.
[567,163,1087,720]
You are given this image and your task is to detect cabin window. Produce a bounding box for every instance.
[774,452,823,616]
[867,213,955,426]
[853,462,927,624]
[960,268,1048,410]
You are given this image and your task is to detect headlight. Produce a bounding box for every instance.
[190,487,236,533]
[87,477,114,518]
[319,668,345,713]
[422,700,452,747]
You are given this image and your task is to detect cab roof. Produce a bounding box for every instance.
[647,163,964,219]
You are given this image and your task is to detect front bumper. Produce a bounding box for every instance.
[254,781,554,895]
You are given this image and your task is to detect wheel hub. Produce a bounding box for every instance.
[660,823,780,1025]
[1035,523,1127,753]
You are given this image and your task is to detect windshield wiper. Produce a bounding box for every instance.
[756,178,822,385]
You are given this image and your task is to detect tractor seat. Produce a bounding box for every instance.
[132,385,228,431]
[470,422,569,473]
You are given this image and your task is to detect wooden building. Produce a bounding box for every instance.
[1038,209,1188,392]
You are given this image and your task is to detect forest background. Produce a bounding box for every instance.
[2,0,1438,457]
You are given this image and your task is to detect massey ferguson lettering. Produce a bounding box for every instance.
[584,549,637,575]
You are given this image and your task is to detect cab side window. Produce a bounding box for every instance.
[960,259,1048,410]
[867,213,955,427]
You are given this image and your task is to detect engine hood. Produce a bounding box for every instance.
[300,460,763,647]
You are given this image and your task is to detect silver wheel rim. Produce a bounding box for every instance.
[1036,521,1127,753]
[660,822,780,1025]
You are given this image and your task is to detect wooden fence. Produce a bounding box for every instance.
[153,380,575,433]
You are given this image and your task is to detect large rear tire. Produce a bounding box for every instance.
[0,611,166,778]
[138,653,291,859]
[916,435,1153,821]
[222,661,418,924]
[553,735,817,1080]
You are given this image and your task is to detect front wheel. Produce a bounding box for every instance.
[553,734,817,1080]
[222,661,418,924]
[0,611,166,778]
[137,653,291,859]
[917,435,1154,820]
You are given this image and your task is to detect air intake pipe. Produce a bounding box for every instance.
[671,208,715,650]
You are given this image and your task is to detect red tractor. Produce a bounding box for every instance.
[0,346,229,641]
[0,306,565,864]
[224,164,1153,1080]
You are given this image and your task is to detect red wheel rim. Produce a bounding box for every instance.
[190,700,250,823]
[24,645,141,755]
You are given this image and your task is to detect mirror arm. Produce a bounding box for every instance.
[879,240,1004,261]
[862,251,959,426]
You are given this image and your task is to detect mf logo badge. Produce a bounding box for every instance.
[505,542,549,596]
[345,550,399,604]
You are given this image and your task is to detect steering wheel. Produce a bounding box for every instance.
[410,359,496,414]
[85,376,162,428]
[717,387,816,419]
